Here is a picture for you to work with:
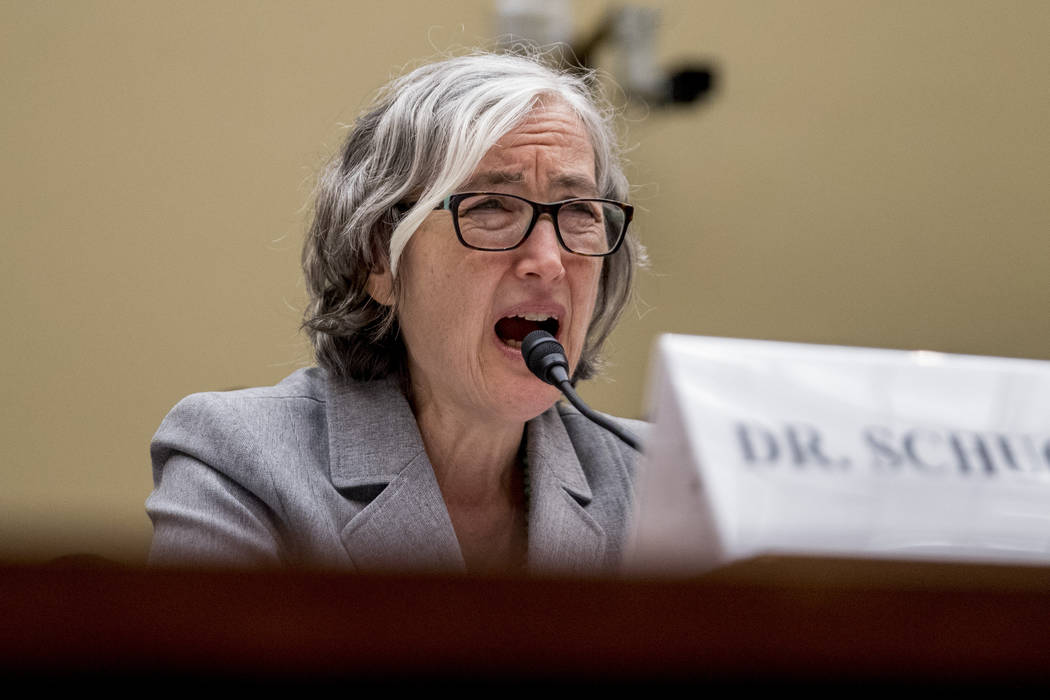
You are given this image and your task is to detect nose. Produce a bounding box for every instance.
[513,214,565,281]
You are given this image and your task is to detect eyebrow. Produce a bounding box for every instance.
[551,173,598,195]
[464,170,598,196]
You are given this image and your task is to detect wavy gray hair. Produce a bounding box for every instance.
[302,51,643,383]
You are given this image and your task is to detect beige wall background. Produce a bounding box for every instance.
[2,1,1047,563]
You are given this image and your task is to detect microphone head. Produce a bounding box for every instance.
[521,330,570,386]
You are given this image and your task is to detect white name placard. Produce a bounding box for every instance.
[627,335,1050,574]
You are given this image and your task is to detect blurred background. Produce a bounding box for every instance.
[2,0,1047,564]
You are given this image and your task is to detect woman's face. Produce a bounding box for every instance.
[371,98,603,425]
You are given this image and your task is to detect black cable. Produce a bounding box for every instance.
[556,379,642,452]
[521,330,643,452]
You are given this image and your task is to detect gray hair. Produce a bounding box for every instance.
[302,51,644,383]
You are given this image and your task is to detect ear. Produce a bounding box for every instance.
[365,266,394,306]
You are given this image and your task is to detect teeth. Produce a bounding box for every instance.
[518,313,555,321]
[504,339,523,349]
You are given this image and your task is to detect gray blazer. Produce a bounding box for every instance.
[147,367,645,574]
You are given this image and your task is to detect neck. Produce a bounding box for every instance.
[412,394,524,500]
[408,384,530,573]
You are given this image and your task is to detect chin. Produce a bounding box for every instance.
[504,379,562,423]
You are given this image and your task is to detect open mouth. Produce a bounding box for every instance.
[495,313,560,350]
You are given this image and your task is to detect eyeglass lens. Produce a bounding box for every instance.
[455,194,625,254]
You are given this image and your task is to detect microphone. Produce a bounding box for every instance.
[521,330,642,452]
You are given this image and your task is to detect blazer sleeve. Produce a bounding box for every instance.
[146,392,286,568]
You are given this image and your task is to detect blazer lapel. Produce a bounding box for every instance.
[325,375,465,573]
[525,408,607,574]
[323,376,605,574]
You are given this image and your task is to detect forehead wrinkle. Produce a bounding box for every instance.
[464,102,598,198]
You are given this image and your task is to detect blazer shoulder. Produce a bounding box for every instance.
[150,367,329,481]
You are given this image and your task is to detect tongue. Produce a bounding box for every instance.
[496,317,542,343]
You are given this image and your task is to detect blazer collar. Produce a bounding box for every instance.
[525,408,607,574]
[325,373,606,574]
[326,375,424,486]
[325,375,462,571]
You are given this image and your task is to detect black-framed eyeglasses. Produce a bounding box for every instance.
[407,192,633,257]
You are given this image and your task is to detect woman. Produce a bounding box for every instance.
[147,52,646,574]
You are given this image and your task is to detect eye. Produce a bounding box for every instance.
[556,201,607,248]
[461,196,510,214]
[561,200,602,222]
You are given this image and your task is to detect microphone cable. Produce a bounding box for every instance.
[521,330,642,452]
